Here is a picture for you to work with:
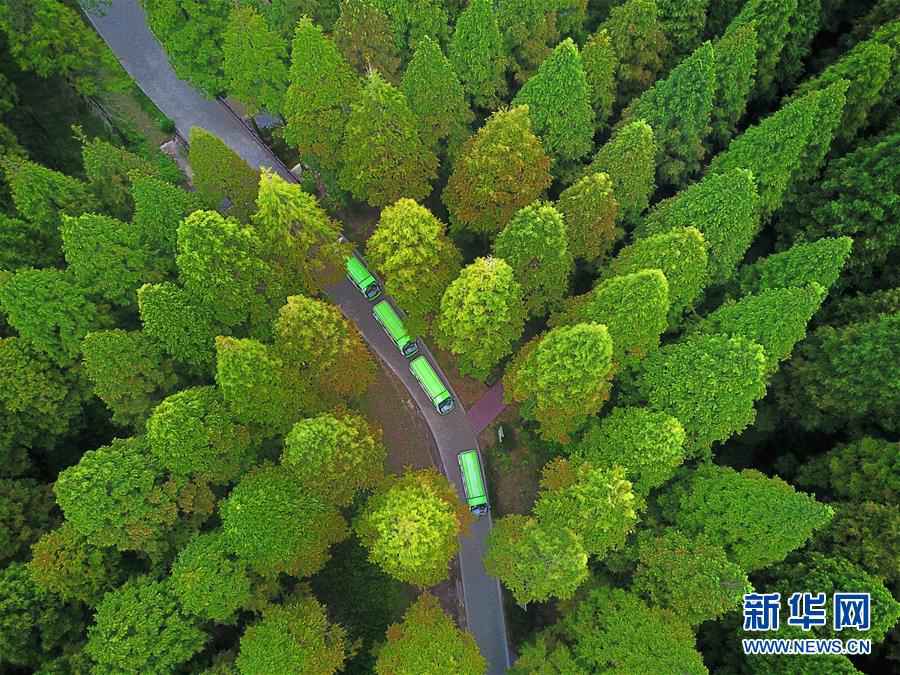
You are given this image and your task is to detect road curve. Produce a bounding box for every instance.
[87,2,511,671]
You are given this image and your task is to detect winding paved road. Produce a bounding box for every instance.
[86,2,510,671]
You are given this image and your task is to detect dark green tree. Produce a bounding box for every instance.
[795,437,899,505]
[449,0,507,107]
[657,0,710,63]
[334,0,401,83]
[774,0,822,93]
[223,5,289,115]
[599,0,668,107]
[188,128,260,222]
[581,28,617,130]
[369,0,450,57]
[0,478,56,563]
[130,174,205,273]
[497,0,560,85]
[586,120,655,225]
[555,172,618,261]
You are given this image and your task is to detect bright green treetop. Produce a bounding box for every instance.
[571,406,685,496]
[220,464,348,577]
[710,22,758,148]
[334,0,401,83]
[599,0,668,107]
[736,237,852,295]
[505,323,614,442]
[235,595,348,675]
[484,514,588,607]
[283,17,359,172]
[628,334,767,455]
[282,411,386,507]
[443,106,551,235]
[436,257,526,381]
[581,29,618,130]
[449,0,507,108]
[493,201,572,319]
[223,5,289,115]
[188,127,260,222]
[795,437,899,504]
[660,464,834,571]
[535,458,638,558]
[513,38,594,163]
[354,469,467,587]
[587,120,656,225]
[555,172,618,261]
[365,198,462,335]
[725,0,797,102]
[338,72,437,207]
[85,576,206,675]
[375,593,486,675]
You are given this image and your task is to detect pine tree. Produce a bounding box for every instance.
[599,0,668,107]
[365,198,461,335]
[449,0,507,108]
[334,0,401,83]
[638,169,760,284]
[621,41,716,186]
[492,201,573,318]
[283,17,359,172]
[497,0,559,85]
[657,0,710,64]
[505,323,614,441]
[443,106,552,235]
[369,0,450,57]
[130,175,204,273]
[586,120,655,225]
[709,23,758,149]
[555,172,618,261]
[571,406,686,496]
[737,237,853,296]
[188,128,260,222]
[775,0,822,93]
[338,72,437,207]
[581,29,617,130]
[513,38,594,163]
[223,5,289,115]
[436,257,526,381]
[795,437,899,504]
[401,36,473,155]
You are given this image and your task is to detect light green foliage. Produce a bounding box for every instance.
[639,169,760,284]
[599,0,668,107]
[497,0,560,85]
[365,199,461,335]
[581,29,617,130]
[660,464,834,571]
[493,201,572,318]
[606,227,707,325]
[535,458,638,557]
[449,0,507,108]
[170,531,252,623]
[223,5,289,115]
[778,312,900,433]
[214,336,307,434]
[354,469,466,586]
[82,329,178,430]
[138,282,221,372]
[436,257,526,381]
[401,36,473,155]
[657,0,710,63]
[338,72,437,207]
[375,593,486,675]
[555,172,618,261]
[795,437,899,504]
[282,412,386,507]
[236,595,347,675]
[369,0,450,57]
[485,515,588,606]
[130,174,205,271]
[176,209,269,328]
[725,0,797,102]
[621,42,716,186]
[0,478,56,563]
[334,0,401,83]
[505,323,614,442]
[85,576,206,675]
[220,464,348,577]
[710,23,758,148]
[695,284,826,371]
[737,237,852,295]
[571,406,686,496]
[147,386,254,483]
[777,129,898,290]
[28,522,124,606]
[629,334,767,455]
[513,39,594,163]
[144,0,230,95]
[188,128,260,222]
[633,530,751,625]
[587,120,656,224]
[53,437,179,553]
[0,268,97,366]
[443,106,551,235]
[61,213,151,307]
[272,294,375,405]
[283,17,359,172]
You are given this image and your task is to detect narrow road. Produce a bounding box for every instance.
[468,382,508,436]
[86,2,511,671]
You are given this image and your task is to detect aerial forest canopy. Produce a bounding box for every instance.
[0,0,899,673]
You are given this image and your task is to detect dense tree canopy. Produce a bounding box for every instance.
[555,171,618,261]
[449,0,507,108]
[587,120,656,224]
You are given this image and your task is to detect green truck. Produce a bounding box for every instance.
[373,300,418,358]
[458,449,489,516]
[346,254,382,300]
[409,355,454,415]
